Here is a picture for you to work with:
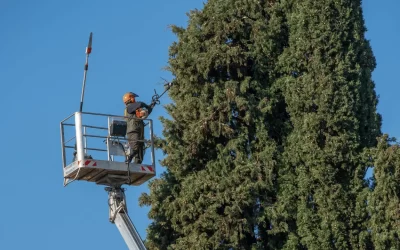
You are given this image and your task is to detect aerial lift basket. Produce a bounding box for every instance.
[60,111,156,187]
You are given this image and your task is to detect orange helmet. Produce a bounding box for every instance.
[123,92,139,104]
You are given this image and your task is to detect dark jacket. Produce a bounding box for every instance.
[124,102,152,134]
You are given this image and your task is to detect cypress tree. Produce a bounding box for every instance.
[368,135,400,249]
[139,0,387,249]
[272,0,381,249]
[140,0,289,249]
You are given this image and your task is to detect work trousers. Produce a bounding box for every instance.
[127,124,144,163]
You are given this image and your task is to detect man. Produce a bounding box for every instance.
[123,92,153,164]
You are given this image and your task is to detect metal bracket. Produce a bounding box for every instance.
[105,186,147,250]
[106,186,127,223]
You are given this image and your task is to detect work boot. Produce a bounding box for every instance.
[134,157,142,164]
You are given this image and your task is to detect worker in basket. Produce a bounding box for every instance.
[123,92,154,164]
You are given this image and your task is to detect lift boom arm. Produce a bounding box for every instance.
[106,187,147,250]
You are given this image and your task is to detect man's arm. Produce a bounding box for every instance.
[126,102,141,114]
[127,102,153,115]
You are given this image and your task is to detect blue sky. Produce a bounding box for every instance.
[0,0,398,249]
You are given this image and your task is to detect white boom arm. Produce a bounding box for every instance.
[106,187,147,250]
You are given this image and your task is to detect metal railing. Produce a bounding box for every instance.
[60,111,156,170]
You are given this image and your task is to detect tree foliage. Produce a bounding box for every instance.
[137,0,398,249]
[369,135,400,250]
[141,0,288,249]
[271,1,380,249]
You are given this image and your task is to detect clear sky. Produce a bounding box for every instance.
[0,0,398,249]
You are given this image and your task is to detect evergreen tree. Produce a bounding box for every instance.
[140,0,288,249]
[369,135,400,249]
[139,0,387,249]
[272,0,380,249]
